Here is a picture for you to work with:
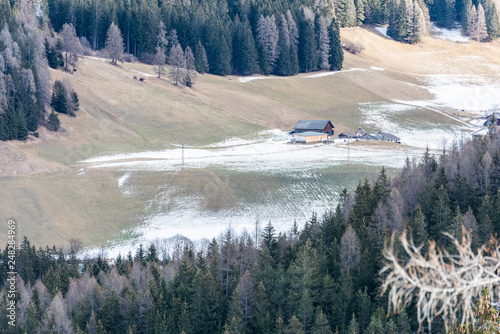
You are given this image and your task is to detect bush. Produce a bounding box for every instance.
[123,53,137,63]
[140,52,157,65]
[342,39,365,55]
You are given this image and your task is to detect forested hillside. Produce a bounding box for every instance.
[1,127,499,333]
[0,1,51,140]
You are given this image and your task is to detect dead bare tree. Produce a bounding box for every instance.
[381,228,500,332]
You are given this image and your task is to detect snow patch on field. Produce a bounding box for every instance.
[304,68,366,78]
[374,26,390,38]
[82,131,421,174]
[431,23,470,43]
[370,67,384,71]
[238,76,280,83]
[138,72,155,77]
[423,75,500,111]
[360,102,472,149]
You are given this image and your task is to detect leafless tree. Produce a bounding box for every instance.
[286,10,299,50]
[237,270,255,326]
[155,21,168,78]
[303,6,316,24]
[381,228,500,332]
[340,225,361,270]
[257,14,280,69]
[476,4,489,41]
[0,71,7,113]
[1,25,21,70]
[16,276,32,327]
[60,23,82,72]
[280,14,291,48]
[318,15,331,70]
[40,292,74,333]
[105,23,124,65]
[69,238,83,253]
[168,43,186,86]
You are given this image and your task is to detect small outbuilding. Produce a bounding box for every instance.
[292,120,334,135]
[338,132,357,139]
[293,131,329,143]
[372,131,401,143]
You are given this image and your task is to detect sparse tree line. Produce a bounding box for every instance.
[1,129,500,333]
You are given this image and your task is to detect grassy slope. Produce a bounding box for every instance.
[0,27,498,248]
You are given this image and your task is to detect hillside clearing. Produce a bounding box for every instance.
[1,26,499,249]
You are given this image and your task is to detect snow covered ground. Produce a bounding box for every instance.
[80,69,495,258]
[81,116,470,258]
[430,23,470,43]
[375,26,390,38]
[422,75,500,112]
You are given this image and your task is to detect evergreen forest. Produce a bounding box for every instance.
[1,125,499,334]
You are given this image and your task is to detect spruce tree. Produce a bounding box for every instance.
[329,18,343,70]
[298,17,318,72]
[485,2,500,40]
[194,41,209,74]
[286,315,305,334]
[347,313,359,334]
[311,310,333,334]
[51,80,68,114]
[232,17,259,76]
[462,0,472,34]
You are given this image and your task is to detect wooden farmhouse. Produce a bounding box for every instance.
[293,131,329,143]
[291,120,335,135]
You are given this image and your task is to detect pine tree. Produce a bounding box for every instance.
[397,311,412,333]
[347,313,360,334]
[355,0,365,25]
[51,80,68,114]
[408,205,428,246]
[485,2,500,40]
[461,0,472,35]
[312,310,333,334]
[299,16,318,72]
[365,314,385,334]
[329,18,343,70]
[224,291,245,334]
[286,315,305,334]
[233,17,259,76]
[194,41,209,74]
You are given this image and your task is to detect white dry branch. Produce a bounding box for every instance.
[380,228,500,332]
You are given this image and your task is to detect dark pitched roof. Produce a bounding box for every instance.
[293,120,334,130]
[338,132,357,138]
[372,132,400,141]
